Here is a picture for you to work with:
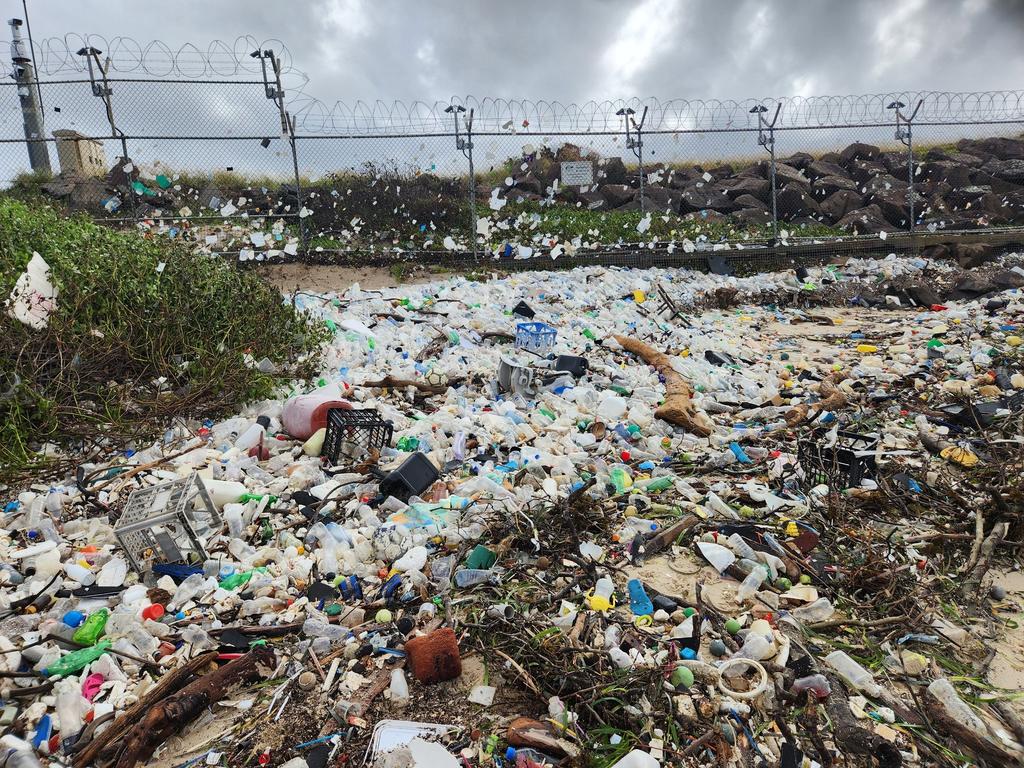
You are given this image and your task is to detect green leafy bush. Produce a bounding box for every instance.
[0,198,328,482]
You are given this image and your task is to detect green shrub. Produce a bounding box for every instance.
[0,198,328,483]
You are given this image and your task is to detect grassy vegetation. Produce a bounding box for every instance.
[0,198,329,483]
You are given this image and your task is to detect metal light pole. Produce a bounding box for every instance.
[888,99,923,232]
[616,106,647,212]
[751,103,781,242]
[77,45,128,163]
[253,48,305,249]
[446,104,477,258]
[8,18,50,172]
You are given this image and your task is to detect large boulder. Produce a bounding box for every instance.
[879,151,909,176]
[578,191,606,210]
[600,157,628,184]
[665,167,705,189]
[733,193,769,210]
[819,189,866,221]
[641,185,679,212]
[957,137,1024,161]
[732,207,773,227]
[849,159,888,185]
[864,174,907,196]
[945,185,992,210]
[925,147,984,166]
[869,188,915,227]
[806,159,847,179]
[720,176,771,203]
[837,203,892,234]
[774,163,811,187]
[981,158,1024,184]
[839,142,882,164]
[554,143,584,162]
[679,182,737,213]
[923,161,972,188]
[599,183,635,208]
[812,175,860,199]
[776,183,819,220]
[779,152,813,170]
[513,173,546,195]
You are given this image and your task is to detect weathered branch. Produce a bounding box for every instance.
[111,647,276,768]
[611,334,714,436]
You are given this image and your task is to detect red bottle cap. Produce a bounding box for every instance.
[141,604,165,621]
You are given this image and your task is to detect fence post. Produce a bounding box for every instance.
[616,105,647,213]
[888,99,923,234]
[253,48,306,252]
[752,103,780,242]
[446,104,477,258]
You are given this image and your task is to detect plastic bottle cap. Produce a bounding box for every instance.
[255,415,271,429]
[142,604,165,621]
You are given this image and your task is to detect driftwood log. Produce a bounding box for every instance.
[74,651,218,768]
[612,334,714,436]
[110,647,276,768]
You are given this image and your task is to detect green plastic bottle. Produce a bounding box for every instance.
[219,566,268,591]
[397,436,420,452]
[642,476,674,492]
[72,608,109,646]
[582,328,597,341]
[44,640,112,677]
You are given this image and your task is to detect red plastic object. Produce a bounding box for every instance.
[620,450,631,462]
[930,304,948,311]
[141,604,165,621]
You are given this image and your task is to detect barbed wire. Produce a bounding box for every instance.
[2,34,1023,135]
[290,92,1024,135]
[3,33,306,87]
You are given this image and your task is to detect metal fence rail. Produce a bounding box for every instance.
[2,32,1023,269]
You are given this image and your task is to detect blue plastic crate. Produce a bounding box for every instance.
[515,321,557,352]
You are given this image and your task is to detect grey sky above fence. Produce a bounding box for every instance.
[20,0,1024,104]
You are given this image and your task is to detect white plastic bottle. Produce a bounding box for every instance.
[609,749,660,767]
[235,416,271,452]
[389,668,409,707]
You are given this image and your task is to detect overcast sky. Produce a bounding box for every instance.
[16,0,1024,104]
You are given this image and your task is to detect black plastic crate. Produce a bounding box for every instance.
[797,428,878,488]
[379,452,440,502]
[322,407,393,464]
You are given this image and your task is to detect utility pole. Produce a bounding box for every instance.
[446,104,477,258]
[888,99,924,232]
[751,103,781,242]
[8,18,50,173]
[616,106,647,212]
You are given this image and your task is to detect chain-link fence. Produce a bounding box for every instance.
[2,35,1023,270]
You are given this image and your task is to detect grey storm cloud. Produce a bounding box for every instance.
[18,0,1024,103]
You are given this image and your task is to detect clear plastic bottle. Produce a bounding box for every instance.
[0,734,43,768]
[735,567,767,603]
[790,597,835,623]
[454,569,499,588]
[55,678,88,751]
[824,650,882,697]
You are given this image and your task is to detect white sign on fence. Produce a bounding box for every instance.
[560,160,594,187]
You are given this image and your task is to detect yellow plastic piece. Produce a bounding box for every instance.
[856,344,878,353]
[1007,335,1022,347]
[940,445,979,467]
[633,290,646,303]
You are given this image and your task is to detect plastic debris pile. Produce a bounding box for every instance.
[3,254,1024,767]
